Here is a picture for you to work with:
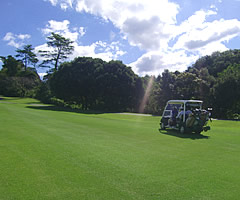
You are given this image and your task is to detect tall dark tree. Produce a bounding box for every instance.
[174,72,199,99]
[0,55,40,97]
[39,32,74,71]
[0,55,22,76]
[212,64,240,118]
[196,68,215,108]
[16,44,38,71]
[98,60,143,111]
[49,57,144,112]
[160,70,177,101]
[141,75,162,114]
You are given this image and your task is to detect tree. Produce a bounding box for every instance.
[49,57,144,112]
[39,32,74,71]
[0,55,22,76]
[212,64,240,118]
[141,75,162,114]
[160,69,177,101]
[192,50,240,77]
[16,44,38,71]
[97,60,143,111]
[50,57,100,109]
[35,81,52,104]
[174,72,199,99]
[0,55,40,97]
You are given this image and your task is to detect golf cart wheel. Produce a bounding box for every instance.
[160,122,165,130]
[179,125,185,134]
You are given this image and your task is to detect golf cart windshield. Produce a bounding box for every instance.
[163,103,183,118]
[163,110,172,117]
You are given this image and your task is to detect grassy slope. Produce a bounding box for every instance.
[0,97,240,200]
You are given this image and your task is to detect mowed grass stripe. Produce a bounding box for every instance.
[0,101,146,199]
[0,97,240,199]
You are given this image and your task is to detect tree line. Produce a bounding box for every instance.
[0,32,239,119]
[0,32,74,97]
[143,50,240,119]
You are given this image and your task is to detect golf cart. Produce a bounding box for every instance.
[160,100,211,134]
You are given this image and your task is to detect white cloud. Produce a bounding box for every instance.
[41,0,192,75]
[34,43,53,63]
[131,9,240,75]
[122,16,170,51]
[196,42,228,56]
[7,40,22,48]
[44,0,179,50]
[130,49,199,76]
[43,1,240,76]
[44,0,58,6]
[37,20,126,65]
[60,0,73,10]
[38,72,48,80]
[79,27,86,37]
[74,0,179,25]
[35,40,125,65]
[3,32,15,41]
[70,40,126,62]
[178,10,217,33]
[60,3,68,10]
[3,32,31,48]
[42,20,87,45]
[18,34,31,40]
[42,20,70,34]
[42,20,83,43]
[74,0,179,52]
[173,13,240,58]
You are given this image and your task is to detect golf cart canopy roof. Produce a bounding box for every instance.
[164,100,203,111]
[162,100,204,120]
[167,100,203,104]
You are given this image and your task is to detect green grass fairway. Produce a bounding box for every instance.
[1,97,240,200]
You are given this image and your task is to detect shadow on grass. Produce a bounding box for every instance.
[0,97,20,104]
[0,97,23,101]
[26,105,114,115]
[159,129,210,140]
[25,102,48,105]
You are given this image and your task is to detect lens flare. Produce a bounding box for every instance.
[139,76,154,113]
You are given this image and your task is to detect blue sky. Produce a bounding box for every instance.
[1,0,240,76]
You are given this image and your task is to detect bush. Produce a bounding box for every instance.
[233,114,240,120]
[35,82,52,104]
[50,97,66,107]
